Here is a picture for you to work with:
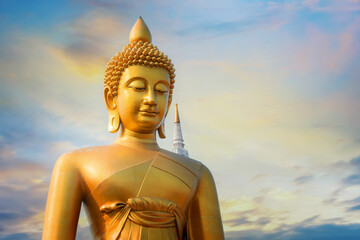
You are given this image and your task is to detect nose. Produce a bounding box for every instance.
[143,88,157,106]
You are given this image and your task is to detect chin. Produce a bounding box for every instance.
[135,122,161,132]
[137,116,161,125]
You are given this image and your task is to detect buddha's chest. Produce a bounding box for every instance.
[83,154,199,211]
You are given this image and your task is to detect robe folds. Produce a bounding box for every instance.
[82,147,203,240]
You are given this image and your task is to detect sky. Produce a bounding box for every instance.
[0,0,360,239]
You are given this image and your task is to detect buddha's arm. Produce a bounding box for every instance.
[42,153,83,240]
[187,166,225,239]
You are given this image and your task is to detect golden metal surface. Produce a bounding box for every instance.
[174,104,180,123]
[129,16,152,43]
[42,17,224,240]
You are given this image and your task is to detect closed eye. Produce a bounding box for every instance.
[127,79,146,92]
[134,87,146,91]
[154,82,168,95]
[155,89,167,94]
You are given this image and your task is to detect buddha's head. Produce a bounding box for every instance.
[103,17,175,138]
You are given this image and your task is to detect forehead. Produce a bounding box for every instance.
[120,65,170,84]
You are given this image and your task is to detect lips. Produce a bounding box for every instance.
[139,109,159,117]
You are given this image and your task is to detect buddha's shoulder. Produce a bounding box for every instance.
[158,148,204,176]
[59,144,153,158]
[54,144,131,166]
[58,145,114,158]
[55,144,167,171]
[53,146,103,167]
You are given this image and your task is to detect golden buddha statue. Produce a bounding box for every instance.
[42,17,224,240]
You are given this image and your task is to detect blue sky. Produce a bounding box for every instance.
[0,0,360,239]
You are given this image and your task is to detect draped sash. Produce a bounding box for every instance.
[99,197,186,240]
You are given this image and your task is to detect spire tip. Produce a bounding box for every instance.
[174,104,180,123]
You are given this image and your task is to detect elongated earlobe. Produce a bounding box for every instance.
[104,86,120,133]
[158,100,171,138]
[158,122,166,138]
[108,110,120,133]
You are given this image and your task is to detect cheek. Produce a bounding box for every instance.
[157,96,169,115]
[117,91,142,115]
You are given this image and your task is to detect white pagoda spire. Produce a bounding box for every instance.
[172,104,189,157]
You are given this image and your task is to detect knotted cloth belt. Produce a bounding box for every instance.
[100,197,186,240]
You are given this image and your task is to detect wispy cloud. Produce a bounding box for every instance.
[226,223,360,240]
[284,18,360,76]
[347,204,360,212]
[294,175,315,185]
[52,11,129,77]
[176,11,287,39]
[340,156,360,186]
[0,142,49,237]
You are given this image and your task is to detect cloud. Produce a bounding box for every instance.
[302,0,360,12]
[72,0,136,8]
[176,53,360,171]
[225,215,271,228]
[340,156,360,186]
[0,140,90,239]
[349,156,360,169]
[287,20,360,75]
[294,175,314,185]
[0,233,32,240]
[347,204,360,212]
[0,185,48,237]
[53,11,129,77]
[176,12,287,39]
[343,174,360,185]
[344,196,360,205]
[0,142,49,188]
[265,0,360,13]
[0,32,113,146]
[0,143,49,238]
[226,223,360,240]
[219,161,360,233]
[284,223,360,240]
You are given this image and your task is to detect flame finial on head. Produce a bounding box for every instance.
[129,17,152,43]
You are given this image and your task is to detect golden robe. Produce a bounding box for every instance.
[82,146,203,240]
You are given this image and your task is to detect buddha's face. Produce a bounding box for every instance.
[116,65,170,134]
